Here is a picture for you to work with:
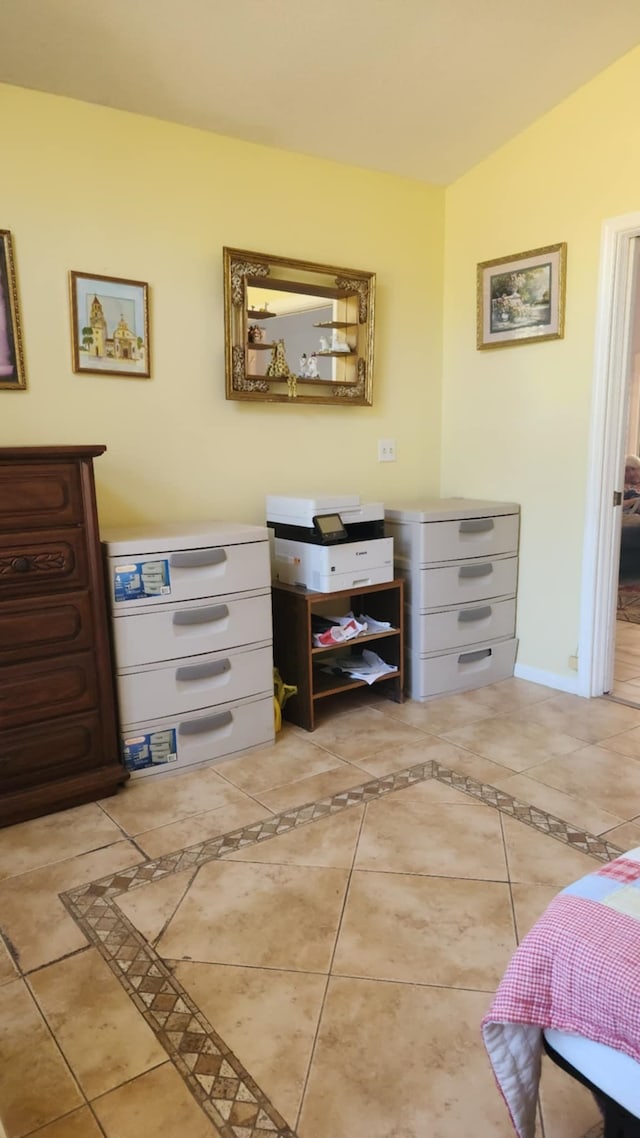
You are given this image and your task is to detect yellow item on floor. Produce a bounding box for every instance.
[273,667,297,732]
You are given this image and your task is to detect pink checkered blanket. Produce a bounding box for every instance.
[482,849,640,1138]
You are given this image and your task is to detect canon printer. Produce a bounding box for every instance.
[266,493,393,592]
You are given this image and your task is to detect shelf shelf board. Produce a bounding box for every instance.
[245,375,359,387]
[247,342,275,350]
[247,309,277,319]
[312,668,400,700]
[312,629,400,655]
[313,321,358,329]
[316,350,356,357]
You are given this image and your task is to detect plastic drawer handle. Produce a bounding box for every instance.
[175,659,230,682]
[170,548,227,569]
[458,563,493,579]
[459,519,495,534]
[178,710,233,735]
[172,604,229,626]
[458,648,492,665]
[457,605,492,623]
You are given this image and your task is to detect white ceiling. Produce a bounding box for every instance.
[2,0,640,184]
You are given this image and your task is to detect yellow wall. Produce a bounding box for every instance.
[0,83,444,527]
[442,45,640,685]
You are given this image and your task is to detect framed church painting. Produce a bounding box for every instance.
[70,271,151,378]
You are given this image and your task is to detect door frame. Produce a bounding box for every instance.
[579,212,640,697]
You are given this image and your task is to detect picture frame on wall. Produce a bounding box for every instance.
[477,242,567,350]
[69,271,151,377]
[0,229,27,390]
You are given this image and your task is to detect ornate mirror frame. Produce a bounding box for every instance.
[223,247,375,406]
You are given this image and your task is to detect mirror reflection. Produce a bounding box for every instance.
[223,248,375,406]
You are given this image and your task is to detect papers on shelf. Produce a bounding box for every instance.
[312,610,393,647]
[320,649,397,685]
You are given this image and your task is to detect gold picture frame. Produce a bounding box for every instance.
[0,229,27,390]
[477,242,566,350]
[69,271,151,378]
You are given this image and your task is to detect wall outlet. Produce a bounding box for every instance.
[568,654,579,671]
[378,438,396,462]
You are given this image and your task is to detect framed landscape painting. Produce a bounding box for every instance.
[0,230,26,390]
[70,271,150,377]
[477,242,567,350]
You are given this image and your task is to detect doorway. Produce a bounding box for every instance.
[610,332,640,702]
[580,216,640,702]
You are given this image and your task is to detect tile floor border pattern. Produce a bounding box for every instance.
[56,761,623,1138]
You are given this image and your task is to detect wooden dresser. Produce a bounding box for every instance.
[0,445,128,827]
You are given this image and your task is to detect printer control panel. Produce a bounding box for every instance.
[313,513,348,544]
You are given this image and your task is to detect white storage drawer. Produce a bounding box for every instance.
[112,591,272,668]
[407,597,516,654]
[116,643,273,724]
[413,556,518,610]
[120,693,274,778]
[107,540,271,610]
[411,637,518,700]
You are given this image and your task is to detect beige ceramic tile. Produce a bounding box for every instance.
[502,815,599,886]
[93,1061,220,1138]
[256,764,371,812]
[490,771,625,835]
[539,1051,603,1138]
[347,735,439,777]
[428,740,532,785]
[135,796,272,860]
[176,960,326,1125]
[0,938,17,987]
[298,977,517,1138]
[597,724,640,760]
[353,735,508,784]
[157,858,349,972]
[99,764,256,836]
[510,883,562,941]
[466,677,559,712]
[228,805,364,869]
[601,818,640,851]
[215,730,349,794]
[304,705,431,762]
[333,870,515,989]
[355,799,508,880]
[0,803,124,882]
[370,691,496,735]
[442,715,585,772]
[27,1108,106,1138]
[0,841,141,973]
[515,693,640,743]
[526,743,640,819]
[391,778,487,806]
[29,947,166,1099]
[115,866,196,943]
[0,978,83,1137]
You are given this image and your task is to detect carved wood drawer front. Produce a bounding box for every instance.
[0,463,84,530]
[0,528,88,597]
[0,591,94,665]
[0,712,105,791]
[0,652,98,730]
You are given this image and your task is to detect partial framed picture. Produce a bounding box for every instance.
[0,230,27,390]
[477,242,567,350]
[69,271,150,377]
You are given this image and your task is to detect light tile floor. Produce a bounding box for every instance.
[2,679,640,1138]
[611,617,640,703]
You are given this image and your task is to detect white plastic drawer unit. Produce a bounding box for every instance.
[120,692,274,778]
[385,499,519,566]
[116,643,273,724]
[406,597,516,654]
[413,638,518,700]
[102,520,271,611]
[110,590,272,669]
[412,555,518,610]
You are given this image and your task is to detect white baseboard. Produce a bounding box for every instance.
[513,662,581,696]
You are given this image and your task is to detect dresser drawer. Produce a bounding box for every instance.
[106,539,271,610]
[0,653,98,730]
[120,692,274,777]
[0,529,88,597]
[112,591,273,668]
[389,512,519,566]
[406,597,516,654]
[409,637,518,700]
[116,643,273,724]
[0,712,106,792]
[0,591,94,664]
[0,461,84,530]
[409,556,518,610]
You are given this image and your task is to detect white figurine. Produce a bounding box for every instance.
[299,353,308,377]
[318,336,330,352]
[307,354,319,378]
[331,331,350,352]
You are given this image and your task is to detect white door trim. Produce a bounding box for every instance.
[579,212,640,697]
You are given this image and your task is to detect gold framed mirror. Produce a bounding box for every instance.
[223,247,375,406]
